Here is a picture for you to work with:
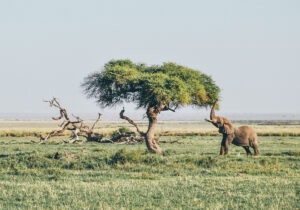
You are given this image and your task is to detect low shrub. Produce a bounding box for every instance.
[109,149,143,165]
[110,126,131,139]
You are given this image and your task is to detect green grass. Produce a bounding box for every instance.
[0,136,299,209]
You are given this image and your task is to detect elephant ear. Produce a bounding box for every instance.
[223,119,234,134]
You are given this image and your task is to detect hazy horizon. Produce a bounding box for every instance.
[1,0,299,116]
[1,110,300,121]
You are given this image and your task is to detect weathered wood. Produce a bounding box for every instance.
[40,97,103,143]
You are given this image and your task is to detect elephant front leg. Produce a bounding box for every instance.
[222,134,232,155]
[220,135,228,155]
[220,145,225,155]
[224,142,230,155]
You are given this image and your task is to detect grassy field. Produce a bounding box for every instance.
[1,120,300,137]
[0,120,299,209]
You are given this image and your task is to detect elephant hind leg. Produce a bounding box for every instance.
[243,146,252,156]
[252,143,259,156]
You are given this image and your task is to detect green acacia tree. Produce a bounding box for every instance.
[82,59,220,153]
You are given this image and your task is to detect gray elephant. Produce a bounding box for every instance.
[205,100,259,156]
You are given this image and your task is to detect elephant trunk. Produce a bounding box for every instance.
[210,100,218,122]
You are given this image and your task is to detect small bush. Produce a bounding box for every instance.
[140,172,159,180]
[111,126,131,139]
[180,156,218,168]
[110,149,143,165]
[259,159,272,166]
[142,154,166,165]
[281,151,300,156]
[196,156,218,168]
[118,126,131,134]
[162,149,177,156]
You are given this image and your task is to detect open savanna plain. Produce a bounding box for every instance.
[0,121,299,209]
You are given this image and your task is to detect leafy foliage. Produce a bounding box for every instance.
[82,59,220,109]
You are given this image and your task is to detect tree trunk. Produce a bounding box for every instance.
[145,107,162,153]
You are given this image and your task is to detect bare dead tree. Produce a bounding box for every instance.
[40,97,103,143]
[40,98,74,142]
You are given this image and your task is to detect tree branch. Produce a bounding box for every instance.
[90,113,102,131]
[120,108,145,136]
[161,103,178,112]
[44,97,70,120]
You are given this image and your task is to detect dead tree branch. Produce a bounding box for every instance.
[40,97,103,143]
[44,98,70,120]
[90,113,102,131]
[119,108,145,137]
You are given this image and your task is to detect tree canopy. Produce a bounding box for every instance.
[82,59,220,153]
[82,59,220,110]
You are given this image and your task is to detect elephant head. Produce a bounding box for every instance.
[205,100,234,135]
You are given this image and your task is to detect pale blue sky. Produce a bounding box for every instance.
[0,0,299,117]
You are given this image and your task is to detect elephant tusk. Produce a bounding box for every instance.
[205,118,213,123]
